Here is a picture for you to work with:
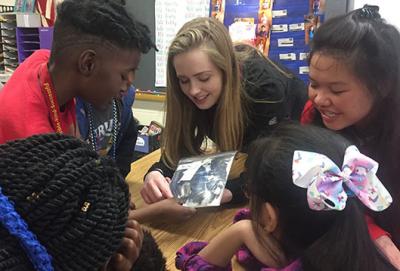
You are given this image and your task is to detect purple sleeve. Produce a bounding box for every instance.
[176,241,232,271]
[232,208,266,270]
[176,210,302,271]
[233,208,251,223]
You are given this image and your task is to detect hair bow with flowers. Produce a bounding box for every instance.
[292,145,392,211]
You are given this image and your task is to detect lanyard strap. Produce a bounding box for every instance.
[38,63,63,134]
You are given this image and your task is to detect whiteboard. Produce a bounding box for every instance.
[155,0,210,87]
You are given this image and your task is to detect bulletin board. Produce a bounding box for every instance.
[126,0,341,95]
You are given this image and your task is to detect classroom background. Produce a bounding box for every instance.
[0,0,398,136]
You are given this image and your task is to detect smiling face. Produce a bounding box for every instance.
[173,48,223,110]
[308,53,374,131]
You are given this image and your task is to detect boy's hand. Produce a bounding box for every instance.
[157,198,197,222]
[130,198,196,223]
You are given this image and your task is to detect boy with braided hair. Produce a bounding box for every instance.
[0,0,195,223]
[0,133,165,270]
[0,0,155,152]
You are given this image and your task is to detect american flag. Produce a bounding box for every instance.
[36,0,59,27]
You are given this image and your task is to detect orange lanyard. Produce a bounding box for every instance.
[38,63,63,134]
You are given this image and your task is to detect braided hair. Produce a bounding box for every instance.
[50,0,156,60]
[0,134,130,271]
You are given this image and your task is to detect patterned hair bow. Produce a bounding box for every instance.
[292,145,392,211]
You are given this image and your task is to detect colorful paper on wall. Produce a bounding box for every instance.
[15,0,36,13]
[210,0,273,56]
[305,0,326,44]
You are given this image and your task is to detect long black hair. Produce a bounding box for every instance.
[246,123,395,271]
[309,5,400,245]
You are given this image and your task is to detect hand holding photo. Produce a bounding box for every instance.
[170,152,237,207]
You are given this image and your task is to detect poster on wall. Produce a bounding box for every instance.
[155,0,210,87]
[15,0,36,12]
[305,0,326,44]
[210,0,273,56]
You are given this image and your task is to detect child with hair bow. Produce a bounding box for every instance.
[175,123,395,271]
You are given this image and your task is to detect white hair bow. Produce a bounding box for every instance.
[292,145,392,211]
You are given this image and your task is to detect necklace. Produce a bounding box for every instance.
[87,99,119,160]
[38,63,64,134]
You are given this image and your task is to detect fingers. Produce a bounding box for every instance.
[128,208,136,220]
[129,200,136,210]
[221,188,233,204]
[139,189,152,204]
[141,180,164,203]
[140,182,163,204]
[140,171,170,203]
[108,220,143,271]
[125,219,143,246]
[160,181,174,199]
[107,252,134,271]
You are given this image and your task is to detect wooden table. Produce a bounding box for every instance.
[126,149,246,270]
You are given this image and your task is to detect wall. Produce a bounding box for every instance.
[352,0,400,29]
[325,0,349,20]
[0,0,14,5]
[132,99,165,126]
[126,0,167,126]
[125,0,160,92]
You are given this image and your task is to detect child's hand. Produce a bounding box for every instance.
[104,218,144,271]
[141,171,173,203]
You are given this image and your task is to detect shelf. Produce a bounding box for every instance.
[136,91,166,102]
[0,15,52,72]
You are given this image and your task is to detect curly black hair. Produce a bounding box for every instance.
[0,134,130,270]
[51,0,156,58]
[133,230,166,271]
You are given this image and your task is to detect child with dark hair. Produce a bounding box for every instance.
[301,5,400,266]
[0,133,165,271]
[0,0,156,145]
[74,0,144,178]
[175,124,395,271]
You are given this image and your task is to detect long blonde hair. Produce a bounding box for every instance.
[162,17,245,169]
